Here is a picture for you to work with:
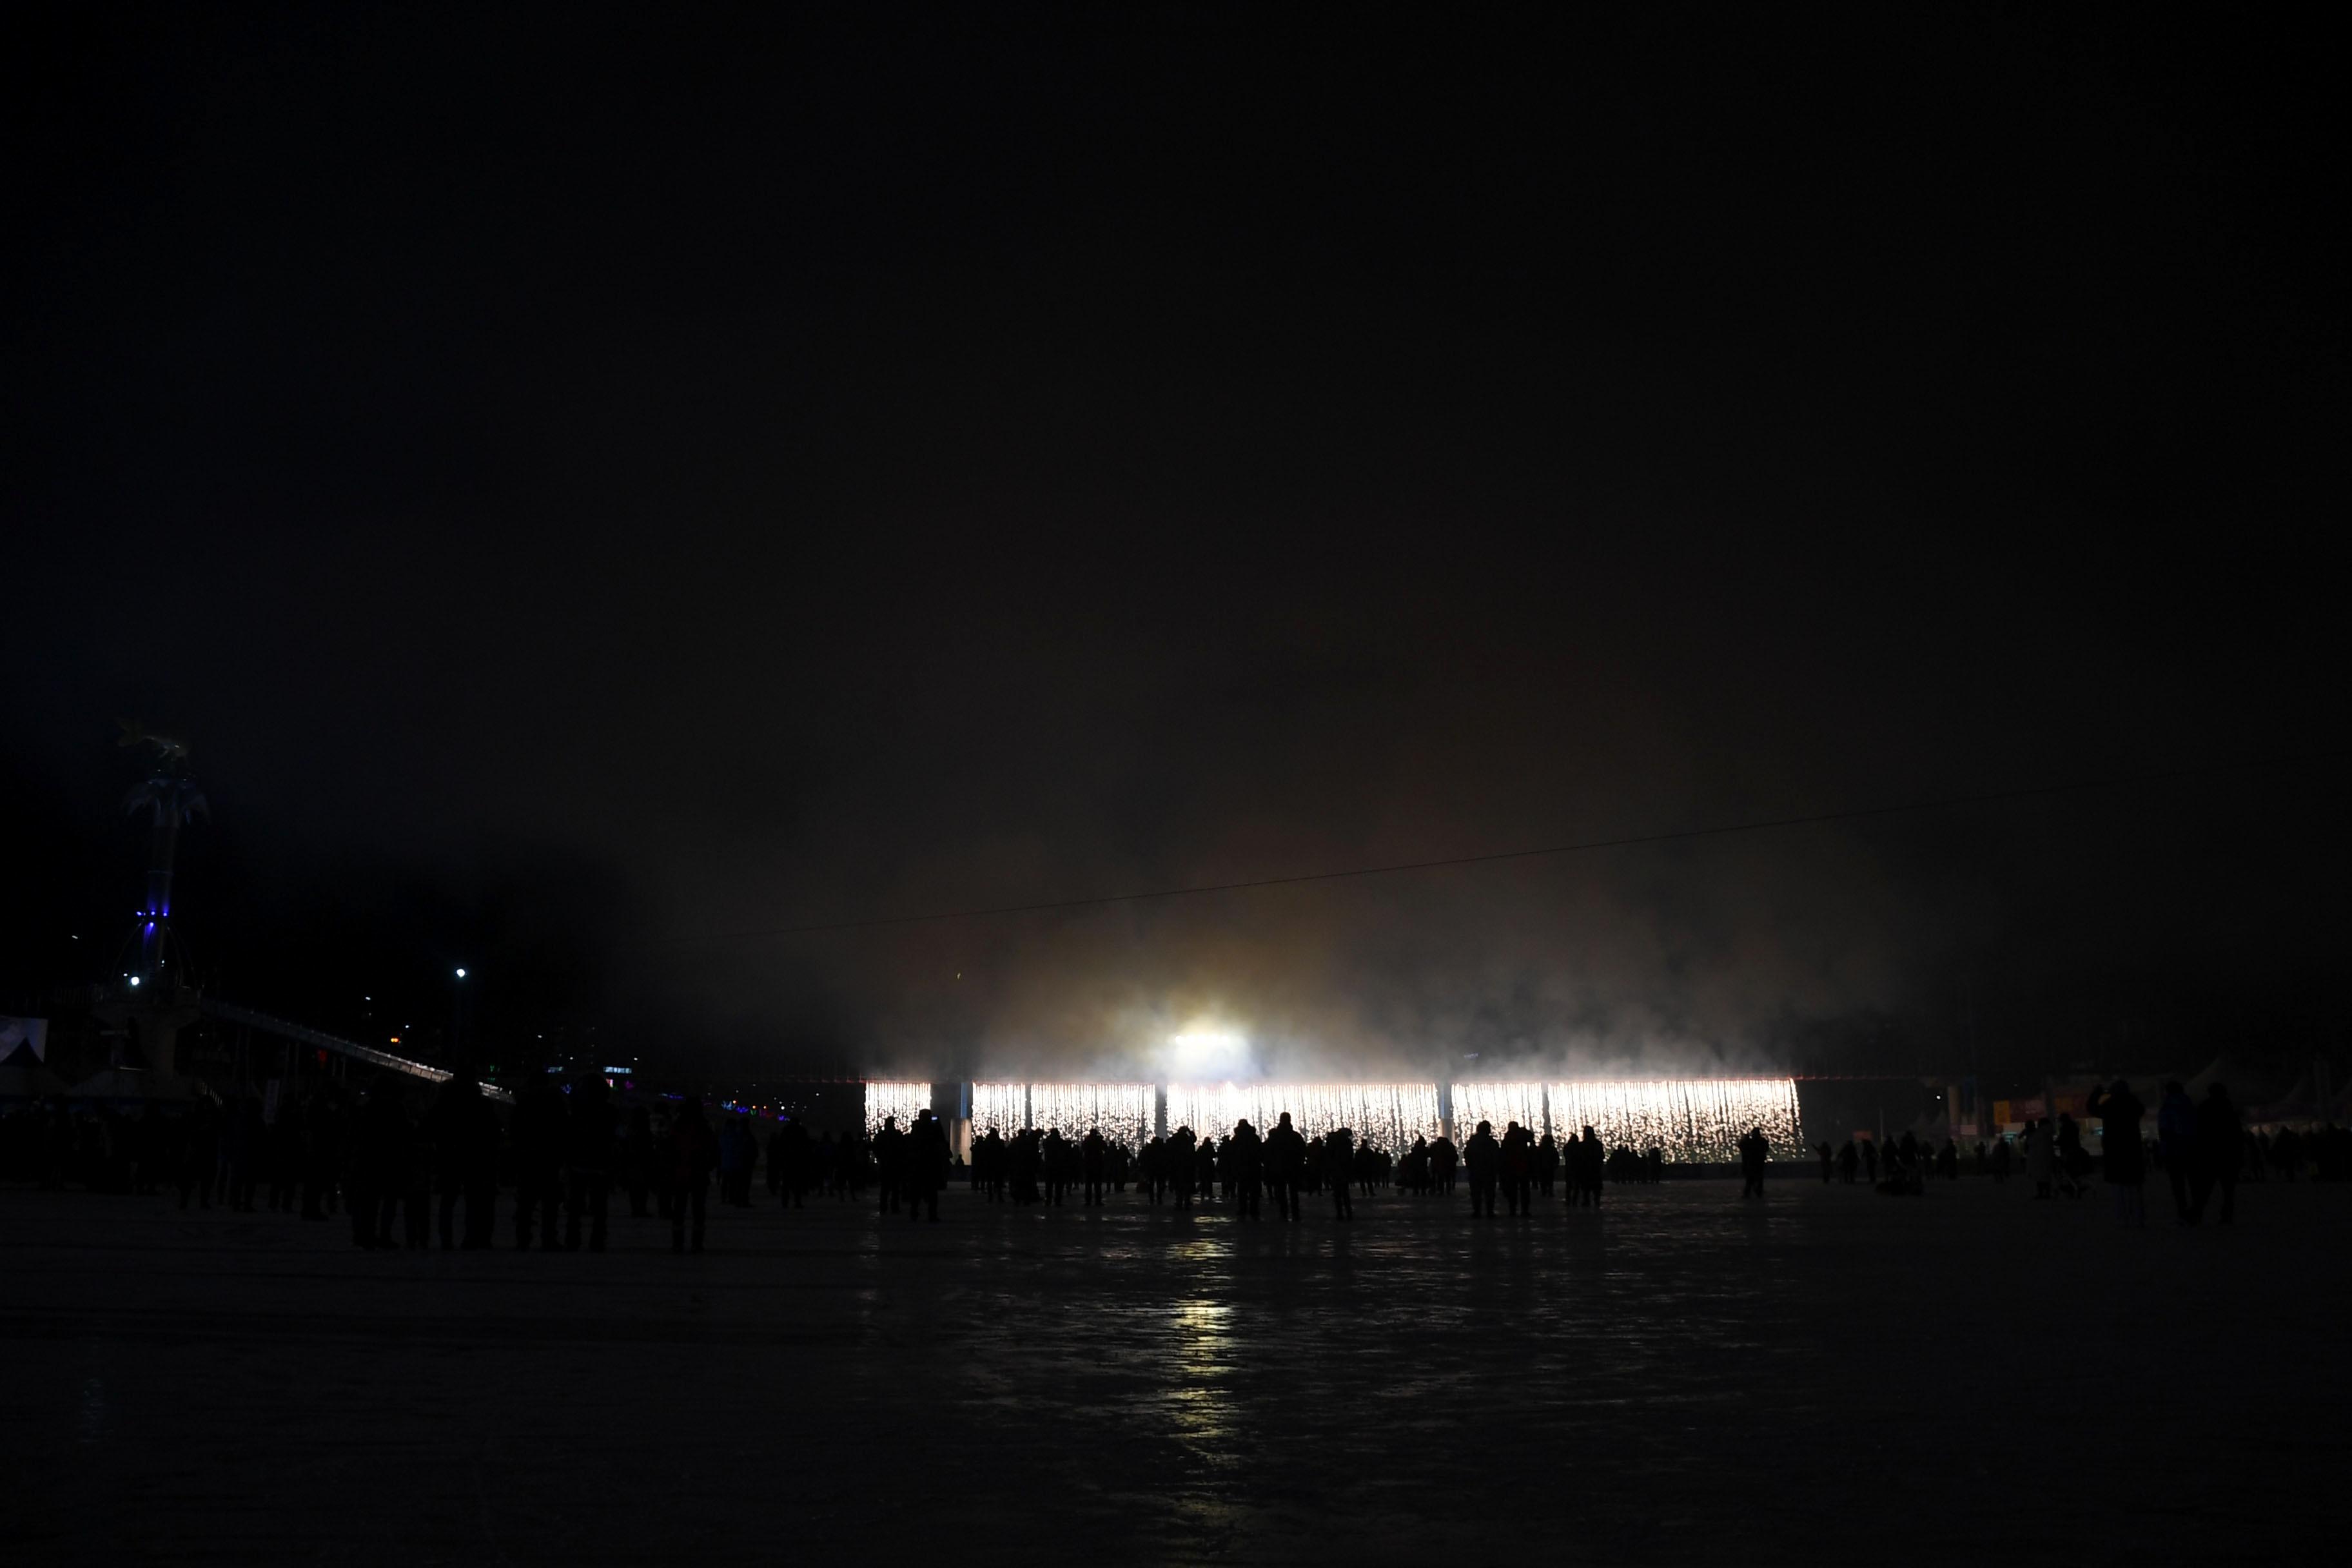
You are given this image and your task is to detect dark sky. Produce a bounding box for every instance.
[4,5,2345,1085]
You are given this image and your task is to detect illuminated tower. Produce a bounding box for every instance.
[94,725,207,1086]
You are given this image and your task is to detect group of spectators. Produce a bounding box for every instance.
[11,1072,2352,1246]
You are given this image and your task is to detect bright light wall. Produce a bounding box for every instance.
[1545,1079,1803,1161]
[1450,1081,1547,1141]
[1165,1083,1440,1155]
[971,1083,1154,1148]
[1032,1083,1153,1148]
[971,1081,1026,1136]
[863,1081,932,1140]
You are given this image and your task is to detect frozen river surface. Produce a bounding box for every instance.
[5,1176,2346,1563]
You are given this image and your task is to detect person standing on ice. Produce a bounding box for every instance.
[2191,1083,2241,1224]
[1464,1119,1500,1217]
[1738,1126,1769,1197]
[1500,1121,1532,1215]
[906,1108,949,1222]
[2086,1080,2146,1226]
[669,1097,718,1253]
[2157,1080,2199,1223]
[1227,1119,1263,1219]
[1264,1113,1306,1222]
[1323,1126,1354,1219]
[1081,1126,1107,1206]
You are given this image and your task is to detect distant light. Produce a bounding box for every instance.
[455,968,467,979]
[128,975,142,988]
[1166,1030,1248,1077]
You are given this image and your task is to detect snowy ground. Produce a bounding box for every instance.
[4,1175,2346,1564]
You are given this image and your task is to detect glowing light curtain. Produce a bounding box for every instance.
[1165,1083,1440,1155]
[1543,1079,1803,1161]
[1030,1083,1154,1148]
[971,1081,1027,1136]
[863,1081,931,1140]
[1450,1082,1547,1142]
[970,1083,1154,1146]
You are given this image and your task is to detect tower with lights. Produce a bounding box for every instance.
[90,725,208,1092]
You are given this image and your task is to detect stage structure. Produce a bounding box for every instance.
[1166,1083,1442,1155]
[1547,1079,1803,1161]
[862,1081,931,1139]
[970,1082,1153,1150]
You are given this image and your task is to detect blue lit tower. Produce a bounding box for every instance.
[95,724,207,1087]
[120,724,206,987]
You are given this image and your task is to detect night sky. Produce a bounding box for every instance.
[4,6,2344,1085]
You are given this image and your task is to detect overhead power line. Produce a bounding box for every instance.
[679,747,2349,945]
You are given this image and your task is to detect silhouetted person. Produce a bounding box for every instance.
[1432,1133,1458,1197]
[1228,1119,1264,1219]
[1464,1120,1500,1217]
[1738,1126,1769,1197]
[2192,1083,2241,1224]
[907,1108,949,1220]
[1837,1139,1858,1184]
[2098,1081,2154,1222]
[1324,1127,1354,1219]
[565,1075,616,1251]
[510,1075,566,1250]
[618,1101,653,1217]
[224,1093,262,1211]
[1816,1141,1834,1184]
[2157,1079,2199,1224]
[1265,1113,1306,1221]
[351,1077,412,1249]
[1500,1121,1532,1216]
[2086,1081,2145,1226]
[300,1088,342,1220]
[173,1094,219,1211]
[670,1097,718,1252]
[874,1115,905,1215]
[1576,1126,1605,1208]
[427,1076,485,1248]
[1081,1126,1107,1205]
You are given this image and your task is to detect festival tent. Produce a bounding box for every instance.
[2186,1054,2288,1104]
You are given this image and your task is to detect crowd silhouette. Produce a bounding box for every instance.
[3,1072,2336,1250]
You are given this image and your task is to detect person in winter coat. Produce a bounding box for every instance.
[669,1097,720,1253]
[2157,1081,2199,1223]
[906,1108,950,1221]
[1738,1126,1769,1198]
[1500,1121,1533,1215]
[564,1076,616,1251]
[1463,1120,1501,1217]
[509,1076,566,1251]
[1323,1127,1355,1220]
[2086,1080,2146,1227]
[2193,1083,2242,1224]
[1264,1113,1307,1222]
[1226,1119,1264,1219]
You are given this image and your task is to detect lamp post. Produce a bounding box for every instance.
[451,966,471,1073]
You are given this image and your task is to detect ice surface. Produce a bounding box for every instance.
[3,1175,2345,1563]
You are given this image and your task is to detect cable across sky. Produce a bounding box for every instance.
[680,748,2349,944]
